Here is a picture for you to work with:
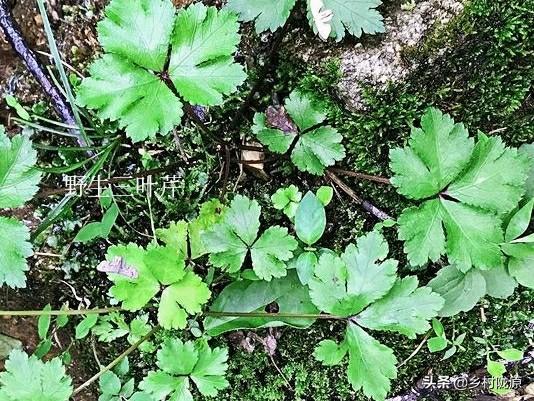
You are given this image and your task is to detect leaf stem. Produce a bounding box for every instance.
[73,326,159,395]
[0,307,121,317]
[204,311,345,320]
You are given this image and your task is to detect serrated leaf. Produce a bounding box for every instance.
[314,339,348,366]
[428,265,486,317]
[226,0,297,33]
[309,232,398,316]
[204,271,317,336]
[0,131,41,208]
[0,217,33,288]
[479,266,517,299]
[169,4,246,105]
[391,109,529,270]
[77,54,183,143]
[291,126,345,175]
[141,339,228,400]
[390,108,473,200]
[254,91,345,174]
[295,192,326,245]
[253,113,296,154]
[447,134,528,213]
[0,350,72,401]
[356,276,444,339]
[105,244,161,311]
[250,226,298,280]
[158,272,211,330]
[97,0,175,71]
[315,0,385,41]
[397,200,445,267]
[345,323,397,401]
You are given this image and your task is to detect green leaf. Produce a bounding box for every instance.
[250,226,298,280]
[0,217,33,288]
[316,186,334,206]
[271,185,302,219]
[295,251,317,285]
[254,92,345,175]
[487,360,506,378]
[169,4,246,105]
[75,203,119,243]
[427,337,448,353]
[447,134,529,214]
[190,341,229,396]
[291,126,345,175]
[99,371,121,396]
[253,113,296,154]
[204,271,318,336]
[0,131,41,208]
[316,0,385,41]
[77,54,183,143]
[479,266,517,299]
[226,0,297,33]
[38,304,52,340]
[158,272,211,330]
[0,350,72,401]
[505,243,534,289]
[390,108,473,200]
[356,276,444,339]
[505,199,534,242]
[140,339,228,400]
[295,192,326,245]
[397,200,445,267]
[96,0,175,71]
[345,323,397,401]
[440,200,503,271]
[496,348,523,361]
[391,109,530,270]
[428,265,486,317]
[145,245,186,286]
[5,95,31,120]
[105,244,161,311]
[432,318,445,337]
[313,339,348,366]
[75,314,99,339]
[309,232,398,316]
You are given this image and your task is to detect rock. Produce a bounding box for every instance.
[338,0,464,110]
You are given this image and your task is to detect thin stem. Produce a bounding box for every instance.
[326,170,392,220]
[73,326,158,395]
[328,167,391,185]
[204,311,345,320]
[0,307,121,317]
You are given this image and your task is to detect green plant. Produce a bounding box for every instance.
[139,338,229,400]
[0,349,73,401]
[75,188,119,243]
[427,318,466,360]
[0,126,42,288]
[77,0,246,142]
[226,0,384,41]
[311,230,444,400]
[253,91,346,175]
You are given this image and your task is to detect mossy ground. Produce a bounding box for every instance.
[1,0,532,399]
[197,0,534,399]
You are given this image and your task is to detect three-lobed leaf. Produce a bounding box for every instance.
[254,91,345,175]
[78,0,245,142]
[391,108,529,270]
